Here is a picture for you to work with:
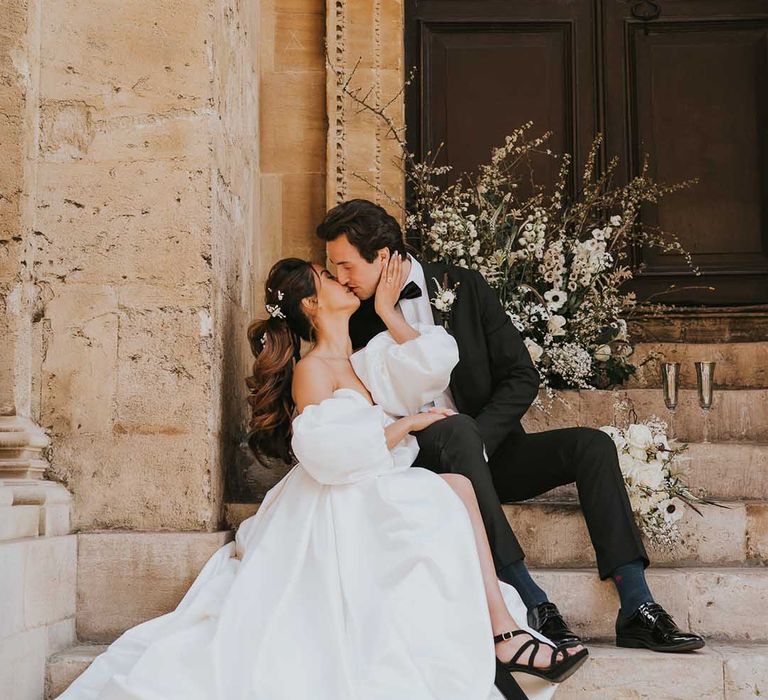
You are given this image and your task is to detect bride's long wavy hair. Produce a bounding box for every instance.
[246,258,319,462]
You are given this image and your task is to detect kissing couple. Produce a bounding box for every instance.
[58,199,703,700]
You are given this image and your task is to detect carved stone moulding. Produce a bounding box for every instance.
[0,414,50,479]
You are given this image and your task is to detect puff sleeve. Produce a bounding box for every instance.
[349,323,459,417]
[290,391,397,485]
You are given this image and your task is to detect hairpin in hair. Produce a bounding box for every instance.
[265,288,286,319]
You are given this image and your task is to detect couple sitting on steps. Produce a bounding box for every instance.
[58,199,704,700]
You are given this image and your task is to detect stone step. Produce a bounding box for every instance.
[504,501,767,568]
[535,442,768,501]
[627,341,768,389]
[75,531,233,642]
[522,388,768,443]
[227,498,768,569]
[559,642,768,699]
[45,642,768,699]
[46,644,108,699]
[530,567,768,642]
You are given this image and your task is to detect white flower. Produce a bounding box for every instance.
[524,337,544,364]
[610,215,622,226]
[658,497,685,524]
[635,459,666,490]
[626,423,654,459]
[592,228,606,241]
[629,489,653,515]
[594,344,612,362]
[544,289,567,311]
[615,319,628,341]
[547,314,567,337]
[430,278,458,313]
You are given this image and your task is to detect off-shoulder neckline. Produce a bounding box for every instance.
[293,387,375,422]
[332,387,374,406]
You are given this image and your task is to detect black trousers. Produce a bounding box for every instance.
[413,414,648,580]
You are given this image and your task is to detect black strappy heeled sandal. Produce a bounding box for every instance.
[494,629,589,684]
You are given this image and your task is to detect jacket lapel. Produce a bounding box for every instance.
[420,260,448,327]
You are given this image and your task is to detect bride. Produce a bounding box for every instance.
[58,256,587,700]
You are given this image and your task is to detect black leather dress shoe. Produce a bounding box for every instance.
[616,602,705,652]
[527,602,583,648]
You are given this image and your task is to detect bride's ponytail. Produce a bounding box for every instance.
[245,258,317,462]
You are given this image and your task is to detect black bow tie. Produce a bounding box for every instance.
[398,280,423,301]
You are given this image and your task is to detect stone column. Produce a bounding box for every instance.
[0,0,71,514]
[325,0,405,212]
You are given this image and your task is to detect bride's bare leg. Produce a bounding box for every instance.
[439,473,583,666]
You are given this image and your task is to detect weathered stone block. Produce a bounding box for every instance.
[40,0,213,114]
[274,12,325,72]
[558,644,724,699]
[628,342,768,389]
[114,304,211,436]
[505,501,750,568]
[523,389,768,443]
[24,535,77,629]
[0,627,47,700]
[281,172,326,260]
[76,531,233,642]
[40,284,119,437]
[746,502,768,562]
[52,432,218,531]
[687,569,768,642]
[46,644,108,699]
[0,540,25,639]
[531,568,765,641]
[260,72,325,174]
[0,504,39,540]
[722,642,768,698]
[34,161,212,288]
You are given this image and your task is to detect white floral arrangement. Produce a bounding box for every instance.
[400,124,704,393]
[599,406,715,548]
[331,64,707,393]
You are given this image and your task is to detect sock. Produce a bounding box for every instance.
[612,559,654,616]
[497,559,549,610]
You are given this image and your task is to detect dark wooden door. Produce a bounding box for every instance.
[405,0,768,306]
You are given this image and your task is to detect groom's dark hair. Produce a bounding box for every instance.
[316,199,407,262]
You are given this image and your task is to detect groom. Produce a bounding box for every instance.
[317,198,704,653]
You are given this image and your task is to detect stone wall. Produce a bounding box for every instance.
[325,0,405,212]
[230,0,329,501]
[0,0,259,531]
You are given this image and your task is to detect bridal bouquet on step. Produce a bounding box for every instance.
[403,123,699,394]
[598,409,712,548]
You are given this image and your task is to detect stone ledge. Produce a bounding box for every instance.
[531,567,768,642]
[504,500,767,568]
[0,535,77,640]
[523,388,768,443]
[45,642,768,699]
[535,442,768,501]
[76,530,233,642]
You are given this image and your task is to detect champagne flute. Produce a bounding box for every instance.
[695,361,716,443]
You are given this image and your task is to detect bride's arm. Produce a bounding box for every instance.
[384,416,416,450]
[384,409,454,450]
[375,252,419,345]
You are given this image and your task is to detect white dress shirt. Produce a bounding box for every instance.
[397,256,489,461]
[397,255,459,413]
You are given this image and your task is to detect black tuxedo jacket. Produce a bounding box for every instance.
[349,259,540,457]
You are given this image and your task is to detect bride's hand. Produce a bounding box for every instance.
[374,251,409,320]
[407,407,457,432]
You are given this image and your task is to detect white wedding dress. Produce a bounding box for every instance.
[59,325,557,700]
